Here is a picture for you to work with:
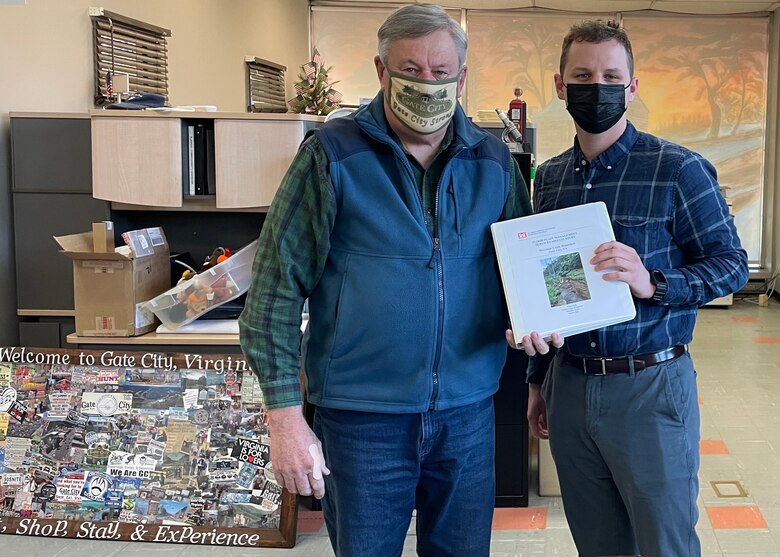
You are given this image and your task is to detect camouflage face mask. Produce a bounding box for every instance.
[387,71,459,135]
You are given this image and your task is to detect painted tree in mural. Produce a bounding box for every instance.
[723,37,766,136]
[288,48,343,116]
[657,40,732,139]
[471,17,566,111]
[642,22,767,139]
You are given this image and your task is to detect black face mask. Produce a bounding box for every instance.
[564,82,630,134]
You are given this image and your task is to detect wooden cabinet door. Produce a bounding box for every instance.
[92,117,183,207]
[215,119,305,209]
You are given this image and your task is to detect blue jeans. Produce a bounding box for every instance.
[544,351,701,557]
[313,397,496,557]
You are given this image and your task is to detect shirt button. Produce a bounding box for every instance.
[585,183,592,189]
[581,159,587,165]
[426,208,432,215]
[590,342,597,348]
[607,165,613,170]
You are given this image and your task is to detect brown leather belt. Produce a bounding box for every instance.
[563,345,686,375]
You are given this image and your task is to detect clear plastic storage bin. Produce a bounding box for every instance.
[143,239,258,329]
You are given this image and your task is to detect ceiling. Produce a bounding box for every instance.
[312,1,780,14]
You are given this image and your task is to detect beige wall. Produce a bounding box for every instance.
[0,0,308,112]
[0,0,309,343]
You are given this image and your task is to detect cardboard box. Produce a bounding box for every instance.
[91,221,115,253]
[54,227,170,337]
[538,438,561,496]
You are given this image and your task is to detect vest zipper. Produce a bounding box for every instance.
[375,132,459,410]
[427,149,461,410]
[429,236,444,410]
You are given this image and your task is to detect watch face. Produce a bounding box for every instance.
[651,271,668,301]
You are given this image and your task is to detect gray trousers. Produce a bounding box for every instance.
[543,351,701,557]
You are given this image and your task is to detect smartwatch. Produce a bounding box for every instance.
[650,269,668,303]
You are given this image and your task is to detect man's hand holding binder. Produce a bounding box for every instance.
[504,328,564,357]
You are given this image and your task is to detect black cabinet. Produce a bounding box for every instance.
[494,347,529,507]
[492,151,533,508]
[19,318,75,349]
[11,115,110,346]
[13,193,110,310]
[111,210,264,271]
[11,117,93,193]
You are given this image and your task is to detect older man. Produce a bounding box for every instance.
[239,3,530,556]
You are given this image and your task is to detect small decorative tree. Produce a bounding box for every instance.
[288,48,343,116]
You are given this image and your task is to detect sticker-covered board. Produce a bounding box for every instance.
[0,347,296,548]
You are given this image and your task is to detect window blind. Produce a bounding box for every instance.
[245,57,288,113]
[90,8,171,106]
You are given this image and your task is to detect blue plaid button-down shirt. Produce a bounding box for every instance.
[527,122,748,384]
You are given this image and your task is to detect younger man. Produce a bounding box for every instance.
[522,20,748,557]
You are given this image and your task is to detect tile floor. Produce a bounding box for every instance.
[1,297,778,556]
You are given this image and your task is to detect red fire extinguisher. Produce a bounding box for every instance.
[508,87,526,143]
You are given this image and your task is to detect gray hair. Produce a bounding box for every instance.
[378,3,467,68]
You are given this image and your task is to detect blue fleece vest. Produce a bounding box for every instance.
[302,94,511,413]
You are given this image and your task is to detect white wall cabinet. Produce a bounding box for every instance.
[91,112,322,210]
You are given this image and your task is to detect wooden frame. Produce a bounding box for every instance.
[0,347,297,548]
